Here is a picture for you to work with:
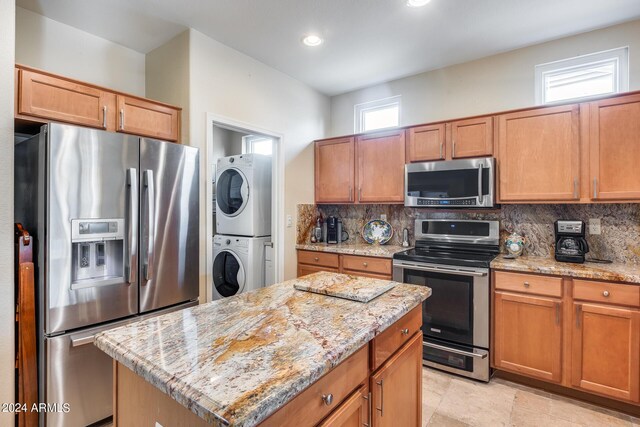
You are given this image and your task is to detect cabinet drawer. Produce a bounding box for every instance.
[342,270,392,280]
[259,344,369,427]
[341,255,391,275]
[573,279,640,307]
[372,305,422,370]
[494,271,562,297]
[298,264,339,278]
[297,250,340,268]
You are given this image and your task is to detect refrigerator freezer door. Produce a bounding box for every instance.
[139,138,199,312]
[46,124,139,334]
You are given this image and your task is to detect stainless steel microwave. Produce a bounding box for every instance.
[405,157,496,208]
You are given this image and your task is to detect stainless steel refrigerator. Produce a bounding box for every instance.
[14,123,200,426]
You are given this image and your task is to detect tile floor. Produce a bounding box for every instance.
[422,368,640,427]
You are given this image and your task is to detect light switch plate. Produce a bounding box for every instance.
[380,214,387,221]
[286,214,293,228]
[589,218,601,235]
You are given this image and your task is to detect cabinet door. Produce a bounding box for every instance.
[371,332,422,427]
[315,137,356,203]
[571,303,640,402]
[297,264,338,277]
[18,69,112,129]
[318,386,370,427]
[497,105,580,202]
[356,130,406,203]
[589,94,640,200]
[406,124,445,162]
[450,116,493,158]
[117,95,180,142]
[494,292,562,382]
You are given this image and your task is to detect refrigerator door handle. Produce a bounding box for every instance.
[126,168,138,285]
[144,170,155,281]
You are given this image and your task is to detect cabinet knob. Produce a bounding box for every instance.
[523,281,530,288]
[603,290,610,297]
[363,262,368,267]
[314,257,319,261]
[322,393,334,406]
[401,328,409,335]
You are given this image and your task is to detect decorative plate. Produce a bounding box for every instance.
[361,220,393,245]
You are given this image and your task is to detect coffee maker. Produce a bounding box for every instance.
[554,220,589,263]
[322,216,349,244]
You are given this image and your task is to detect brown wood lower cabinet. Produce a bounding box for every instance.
[493,291,563,383]
[297,250,393,280]
[318,385,370,427]
[371,332,422,427]
[493,269,640,407]
[571,302,640,402]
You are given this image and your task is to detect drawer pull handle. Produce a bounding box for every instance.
[401,328,410,335]
[314,257,319,261]
[363,262,368,267]
[602,290,610,297]
[322,393,334,406]
[523,281,530,288]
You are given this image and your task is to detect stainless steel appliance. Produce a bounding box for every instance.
[405,158,496,208]
[14,123,200,426]
[393,219,500,382]
[322,216,348,244]
[555,220,589,263]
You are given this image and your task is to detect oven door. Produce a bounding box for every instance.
[392,261,489,348]
[405,158,495,208]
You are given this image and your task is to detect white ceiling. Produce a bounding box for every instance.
[16,0,640,96]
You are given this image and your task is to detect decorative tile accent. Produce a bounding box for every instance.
[298,204,640,264]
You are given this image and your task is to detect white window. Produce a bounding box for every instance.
[354,96,401,133]
[535,47,629,105]
[242,135,273,155]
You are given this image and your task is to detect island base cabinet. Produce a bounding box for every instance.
[493,292,563,383]
[571,303,640,403]
[370,332,422,427]
[318,385,370,427]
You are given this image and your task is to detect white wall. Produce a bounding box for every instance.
[0,0,15,425]
[189,29,330,294]
[16,7,145,96]
[330,19,640,136]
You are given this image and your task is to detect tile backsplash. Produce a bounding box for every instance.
[297,204,640,264]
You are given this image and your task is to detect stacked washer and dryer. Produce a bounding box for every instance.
[213,154,273,300]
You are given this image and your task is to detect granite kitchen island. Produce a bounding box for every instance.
[94,272,431,427]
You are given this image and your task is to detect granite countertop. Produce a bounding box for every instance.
[94,272,431,427]
[296,242,410,258]
[491,255,640,284]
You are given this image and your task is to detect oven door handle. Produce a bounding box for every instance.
[424,341,488,359]
[394,262,487,277]
[477,163,484,206]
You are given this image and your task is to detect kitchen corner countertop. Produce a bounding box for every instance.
[94,272,431,427]
[491,255,640,285]
[296,242,410,258]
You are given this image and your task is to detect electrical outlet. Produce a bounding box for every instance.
[286,214,293,228]
[589,218,601,235]
[380,214,387,221]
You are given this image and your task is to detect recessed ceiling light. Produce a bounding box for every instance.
[302,34,323,47]
[406,0,431,7]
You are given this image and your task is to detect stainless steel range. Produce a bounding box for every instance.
[393,219,500,382]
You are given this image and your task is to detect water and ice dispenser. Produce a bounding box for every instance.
[71,219,125,289]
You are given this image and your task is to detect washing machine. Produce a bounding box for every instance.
[212,234,271,300]
[216,154,272,237]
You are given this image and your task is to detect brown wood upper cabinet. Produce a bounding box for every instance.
[497,104,580,202]
[450,116,494,159]
[589,93,640,201]
[406,124,445,162]
[17,68,114,130]
[356,130,406,203]
[117,95,180,142]
[15,65,181,142]
[315,137,356,203]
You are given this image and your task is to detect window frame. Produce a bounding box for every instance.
[354,95,401,133]
[535,47,629,105]
[242,134,273,156]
